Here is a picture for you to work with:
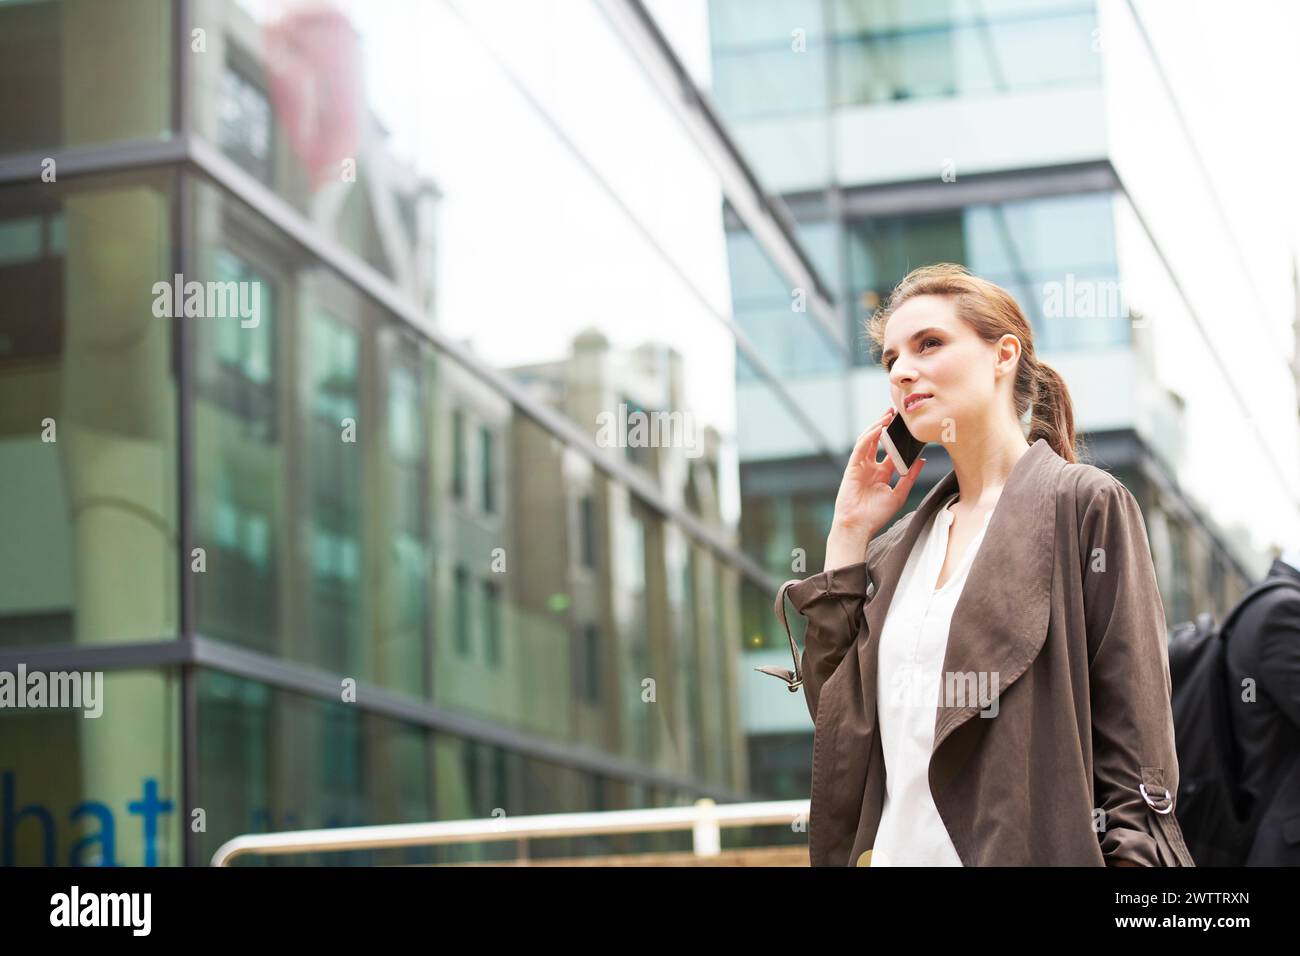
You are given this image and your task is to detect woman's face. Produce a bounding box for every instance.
[881,294,1005,445]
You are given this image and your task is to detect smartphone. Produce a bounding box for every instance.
[879,409,926,476]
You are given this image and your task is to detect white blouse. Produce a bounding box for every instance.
[869,492,993,867]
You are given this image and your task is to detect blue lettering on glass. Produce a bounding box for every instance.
[2,771,376,866]
[128,778,174,867]
[2,771,173,866]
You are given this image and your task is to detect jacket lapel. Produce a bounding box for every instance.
[932,438,1064,752]
[857,438,1064,755]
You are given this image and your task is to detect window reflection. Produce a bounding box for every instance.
[0,174,176,649]
[847,192,1125,365]
[709,0,1100,120]
[309,309,362,675]
[219,65,274,185]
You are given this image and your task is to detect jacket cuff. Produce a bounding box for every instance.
[1099,825,1162,867]
[785,560,871,611]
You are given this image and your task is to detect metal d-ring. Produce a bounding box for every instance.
[1140,782,1174,814]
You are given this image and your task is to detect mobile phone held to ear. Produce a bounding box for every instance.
[879,409,926,476]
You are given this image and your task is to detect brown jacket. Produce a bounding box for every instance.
[762,437,1197,866]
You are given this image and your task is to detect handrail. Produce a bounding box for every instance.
[210,797,809,866]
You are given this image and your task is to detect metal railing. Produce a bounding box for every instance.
[210,797,809,866]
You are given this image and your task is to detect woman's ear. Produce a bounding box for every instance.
[996,333,1021,372]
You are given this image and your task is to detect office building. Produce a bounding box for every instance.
[710,0,1300,797]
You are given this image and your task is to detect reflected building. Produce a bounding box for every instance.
[506,329,740,788]
[0,0,763,867]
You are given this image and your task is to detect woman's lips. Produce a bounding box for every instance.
[905,394,932,412]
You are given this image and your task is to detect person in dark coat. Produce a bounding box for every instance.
[1224,548,1300,865]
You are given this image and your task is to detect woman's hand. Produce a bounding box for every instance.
[824,407,926,571]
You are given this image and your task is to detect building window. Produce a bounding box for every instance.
[624,513,646,594]
[461,742,509,814]
[451,408,465,502]
[491,746,509,811]
[454,565,471,656]
[1169,520,1192,624]
[847,191,1124,365]
[308,309,361,672]
[388,363,421,463]
[578,494,597,569]
[311,310,358,424]
[580,623,600,704]
[0,210,64,365]
[481,578,500,668]
[213,250,272,380]
[218,64,273,185]
[462,740,480,809]
[622,396,651,468]
[198,248,275,439]
[479,425,496,514]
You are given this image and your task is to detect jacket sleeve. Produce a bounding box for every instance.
[785,561,872,723]
[1081,476,1196,866]
[761,527,895,723]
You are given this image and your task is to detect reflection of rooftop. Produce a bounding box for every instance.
[220,0,442,314]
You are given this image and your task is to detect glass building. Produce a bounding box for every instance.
[0,0,840,866]
[711,0,1300,796]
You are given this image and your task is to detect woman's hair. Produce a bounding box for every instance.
[866,263,1084,465]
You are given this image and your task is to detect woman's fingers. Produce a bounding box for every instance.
[850,409,894,472]
[893,456,925,498]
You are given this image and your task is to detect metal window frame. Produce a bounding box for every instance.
[173,0,200,870]
[0,635,755,809]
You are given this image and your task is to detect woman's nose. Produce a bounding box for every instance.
[890,367,914,388]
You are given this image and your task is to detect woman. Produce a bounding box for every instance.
[763,263,1196,866]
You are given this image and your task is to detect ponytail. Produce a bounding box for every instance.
[1024,357,1083,465]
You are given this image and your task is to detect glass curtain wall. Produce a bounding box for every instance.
[0,0,819,864]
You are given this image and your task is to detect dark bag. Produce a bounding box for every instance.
[1169,578,1300,865]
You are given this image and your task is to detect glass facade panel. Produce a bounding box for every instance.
[0,0,172,154]
[0,173,178,648]
[709,0,1099,120]
[196,669,726,865]
[1,669,182,866]
[728,223,847,380]
[185,0,838,448]
[831,4,1099,108]
[197,669,436,866]
[846,191,1125,363]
